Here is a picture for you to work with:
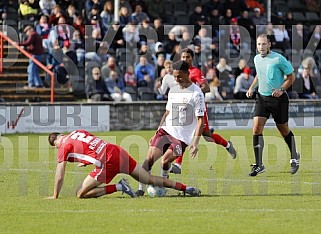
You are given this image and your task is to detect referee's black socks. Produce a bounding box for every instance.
[284,131,297,159]
[253,134,264,166]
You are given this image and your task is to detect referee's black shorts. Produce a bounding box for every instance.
[254,93,289,124]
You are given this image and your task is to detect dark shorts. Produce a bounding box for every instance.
[254,93,289,124]
[150,128,188,156]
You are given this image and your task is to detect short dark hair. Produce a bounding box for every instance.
[257,34,271,43]
[48,132,61,146]
[180,48,195,58]
[172,60,190,72]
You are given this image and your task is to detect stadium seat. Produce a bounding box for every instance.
[125,86,138,101]
[138,87,155,100]
[306,12,320,25]
[292,12,306,23]
[288,0,306,11]
[173,1,189,15]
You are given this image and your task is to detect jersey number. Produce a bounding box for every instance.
[70,132,93,143]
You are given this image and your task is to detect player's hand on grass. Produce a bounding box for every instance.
[77,163,86,167]
[189,144,198,158]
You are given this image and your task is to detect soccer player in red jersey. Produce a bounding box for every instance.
[170,48,237,174]
[46,129,200,199]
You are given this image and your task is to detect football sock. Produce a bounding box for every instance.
[253,134,264,166]
[175,156,183,165]
[161,168,169,178]
[212,133,228,147]
[105,184,117,194]
[174,182,187,191]
[138,170,150,191]
[116,183,123,191]
[284,131,297,159]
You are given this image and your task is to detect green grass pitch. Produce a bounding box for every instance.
[1,128,321,233]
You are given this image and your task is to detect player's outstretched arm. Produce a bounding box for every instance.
[189,116,204,158]
[46,161,67,199]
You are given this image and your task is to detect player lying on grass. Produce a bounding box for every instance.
[46,129,201,199]
[136,60,204,196]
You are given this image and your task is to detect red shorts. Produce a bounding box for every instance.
[150,128,188,156]
[90,144,137,184]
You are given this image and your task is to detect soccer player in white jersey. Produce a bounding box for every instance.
[136,60,205,196]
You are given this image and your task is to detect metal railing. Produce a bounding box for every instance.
[0,31,55,103]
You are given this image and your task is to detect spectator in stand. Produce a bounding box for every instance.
[85,0,102,21]
[205,70,223,102]
[284,12,296,35]
[139,18,157,48]
[208,9,220,37]
[36,15,51,50]
[216,57,234,99]
[189,5,208,37]
[135,41,154,65]
[297,57,320,82]
[234,67,254,99]
[272,24,291,50]
[252,7,267,35]
[193,28,213,56]
[119,0,132,15]
[129,0,147,13]
[70,30,85,65]
[291,23,308,52]
[0,2,7,21]
[73,15,85,39]
[101,56,121,79]
[122,21,140,51]
[202,0,223,17]
[65,4,78,25]
[272,11,285,25]
[153,18,166,43]
[232,58,248,79]
[244,0,264,13]
[86,4,102,24]
[105,71,132,102]
[164,31,179,59]
[48,4,64,26]
[296,66,318,99]
[85,28,104,64]
[124,65,136,87]
[147,0,164,21]
[228,17,248,52]
[223,0,248,17]
[57,0,78,10]
[119,6,130,26]
[155,53,165,78]
[107,22,125,52]
[19,25,45,89]
[192,43,207,70]
[100,0,114,33]
[130,4,149,25]
[19,0,38,21]
[39,0,56,16]
[237,10,255,39]
[86,66,113,102]
[154,42,166,60]
[135,55,155,88]
[220,8,233,25]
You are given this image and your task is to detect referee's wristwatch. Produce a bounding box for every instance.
[280,87,285,93]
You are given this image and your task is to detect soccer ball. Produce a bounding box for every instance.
[146,185,167,197]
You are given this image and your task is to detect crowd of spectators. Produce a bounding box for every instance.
[2,0,321,101]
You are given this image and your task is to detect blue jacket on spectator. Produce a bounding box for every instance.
[135,62,155,84]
